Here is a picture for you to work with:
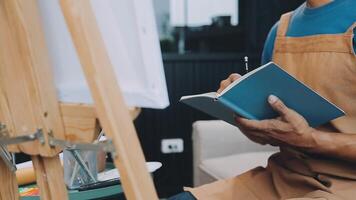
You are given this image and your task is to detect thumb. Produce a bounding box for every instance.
[268,95,291,117]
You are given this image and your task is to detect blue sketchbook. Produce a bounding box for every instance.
[180,62,345,127]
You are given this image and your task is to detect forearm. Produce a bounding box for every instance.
[307,130,356,162]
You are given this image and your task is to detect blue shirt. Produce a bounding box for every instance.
[262,0,356,65]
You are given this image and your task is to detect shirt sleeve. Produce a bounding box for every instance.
[261,22,279,65]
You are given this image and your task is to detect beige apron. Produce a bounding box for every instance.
[187,12,356,200]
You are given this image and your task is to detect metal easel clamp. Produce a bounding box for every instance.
[0,123,46,172]
[0,128,45,146]
[47,134,116,154]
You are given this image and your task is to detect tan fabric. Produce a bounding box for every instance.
[187,12,356,200]
[273,13,356,134]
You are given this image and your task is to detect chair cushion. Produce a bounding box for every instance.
[199,151,277,180]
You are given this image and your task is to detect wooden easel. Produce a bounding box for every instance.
[0,0,158,199]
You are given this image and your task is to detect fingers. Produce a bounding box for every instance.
[217,73,241,94]
[238,127,282,146]
[235,116,291,133]
[268,95,290,116]
[217,80,231,93]
[268,95,301,123]
[236,117,290,146]
[219,79,231,90]
[238,126,269,145]
[228,73,241,82]
[235,117,270,131]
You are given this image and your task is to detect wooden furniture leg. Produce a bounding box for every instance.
[60,0,159,199]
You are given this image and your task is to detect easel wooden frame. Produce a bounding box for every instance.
[0,0,159,199]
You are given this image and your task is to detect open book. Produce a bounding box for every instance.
[180,62,345,127]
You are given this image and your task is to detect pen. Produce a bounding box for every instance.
[244,56,249,73]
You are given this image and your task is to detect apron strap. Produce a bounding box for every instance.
[346,22,356,54]
[346,22,356,34]
[276,12,293,37]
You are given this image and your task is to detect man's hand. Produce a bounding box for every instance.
[235,95,318,150]
[217,73,241,94]
[218,73,279,145]
[217,75,356,162]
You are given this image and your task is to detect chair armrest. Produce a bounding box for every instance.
[192,120,274,160]
[192,120,277,185]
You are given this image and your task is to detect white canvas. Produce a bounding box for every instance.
[37,0,169,109]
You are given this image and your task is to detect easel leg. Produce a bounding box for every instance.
[0,158,19,200]
[0,159,19,200]
[60,1,159,199]
[32,156,68,200]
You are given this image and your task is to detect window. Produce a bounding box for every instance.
[170,0,239,27]
[153,0,241,53]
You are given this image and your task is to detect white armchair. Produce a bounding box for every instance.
[192,120,278,186]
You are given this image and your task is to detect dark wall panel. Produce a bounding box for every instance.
[134,0,305,197]
[134,53,260,197]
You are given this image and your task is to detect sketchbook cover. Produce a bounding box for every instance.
[180,62,345,127]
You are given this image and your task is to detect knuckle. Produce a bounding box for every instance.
[219,80,225,86]
[261,123,270,131]
[275,101,285,109]
[219,80,228,87]
[229,73,241,81]
[270,121,278,129]
[293,118,307,130]
[275,102,289,113]
[242,122,257,131]
[238,120,249,128]
[219,81,224,89]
